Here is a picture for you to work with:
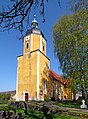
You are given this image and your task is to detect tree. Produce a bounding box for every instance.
[53,10,88,99]
[69,0,88,12]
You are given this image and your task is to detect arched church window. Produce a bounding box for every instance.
[56,83,58,95]
[26,42,29,49]
[44,80,46,94]
[43,45,44,51]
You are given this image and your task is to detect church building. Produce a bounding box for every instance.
[16,15,71,101]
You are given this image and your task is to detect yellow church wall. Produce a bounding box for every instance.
[39,52,50,99]
[63,87,72,100]
[53,80,57,99]
[17,55,30,99]
[48,78,69,100]
[17,50,71,101]
[29,51,37,99]
[55,83,72,100]
[51,80,59,100]
[17,51,38,100]
[32,35,40,51]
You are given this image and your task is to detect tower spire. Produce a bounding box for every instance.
[34,14,36,20]
[31,14,38,28]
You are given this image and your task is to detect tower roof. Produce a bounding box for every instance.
[25,14,45,39]
[31,14,38,28]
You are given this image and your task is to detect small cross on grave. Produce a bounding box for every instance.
[80,99,87,109]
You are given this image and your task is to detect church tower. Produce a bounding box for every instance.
[16,15,50,101]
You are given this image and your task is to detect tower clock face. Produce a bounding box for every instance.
[26,35,30,41]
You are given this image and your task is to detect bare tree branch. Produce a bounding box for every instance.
[1,0,87,35]
[0,0,49,34]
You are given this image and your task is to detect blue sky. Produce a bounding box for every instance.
[0,0,71,92]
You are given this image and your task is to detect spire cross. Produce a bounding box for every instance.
[34,14,36,20]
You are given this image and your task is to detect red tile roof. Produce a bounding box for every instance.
[49,70,68,85]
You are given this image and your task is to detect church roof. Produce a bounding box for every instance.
[26,28,45,39]
[49,70,68,85]
[25,14,45,39]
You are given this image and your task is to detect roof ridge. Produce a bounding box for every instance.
[49,69,68,85]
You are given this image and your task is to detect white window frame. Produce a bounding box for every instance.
[56,83,58,95]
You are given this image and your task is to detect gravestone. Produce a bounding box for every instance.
[2,111,6,118]
[80,99,87,108]
[6,111,10,118]
[18,113,22,119]
[11,111,16,119]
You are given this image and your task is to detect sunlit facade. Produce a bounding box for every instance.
[16,15,71,101]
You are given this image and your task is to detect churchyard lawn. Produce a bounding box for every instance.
[0,102,88,119]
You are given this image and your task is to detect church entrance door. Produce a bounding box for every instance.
[25,93,28,101]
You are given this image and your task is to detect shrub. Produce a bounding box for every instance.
[0,93,11,104]
[44,97,50,102]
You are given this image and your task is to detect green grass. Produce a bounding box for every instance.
[0,103,87,119]
[15,109,84,119]
[54,114,84,119]
[0,104,84,119]
[54,101,80,108]
[18,110,84,119]
[0,104,9,111]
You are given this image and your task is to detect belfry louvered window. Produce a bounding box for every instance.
[26,42,29,49]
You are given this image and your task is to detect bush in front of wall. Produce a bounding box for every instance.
[0,93,11,104]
